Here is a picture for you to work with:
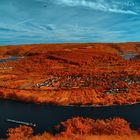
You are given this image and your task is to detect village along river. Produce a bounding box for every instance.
[0,100,140,137]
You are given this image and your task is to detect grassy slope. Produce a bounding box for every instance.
[0,42,140,56]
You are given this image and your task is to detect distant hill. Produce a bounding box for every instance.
[0,42,140,56]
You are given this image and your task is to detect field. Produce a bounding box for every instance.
[0,42,140,106]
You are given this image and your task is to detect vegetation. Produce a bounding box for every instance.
[0,43,140,139]
[0,43,139,106]
[6,117,140,140]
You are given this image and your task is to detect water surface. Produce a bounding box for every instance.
[0,100,140,137]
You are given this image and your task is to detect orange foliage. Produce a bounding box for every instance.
[55,117,131,136]
[0,43,140,106]
[6,117,140,140]
[7,125,33,140]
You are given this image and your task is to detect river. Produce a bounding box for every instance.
[0,56,20,63]
[0,100,140,137]
[121,53,138,60]
[0,56,140,137]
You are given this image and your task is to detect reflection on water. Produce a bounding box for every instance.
[0,100,140,137]
[121,53,138,60]
[0,56,19,63]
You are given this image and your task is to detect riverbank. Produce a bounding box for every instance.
[0,43,139,139]
[5,117,140,140]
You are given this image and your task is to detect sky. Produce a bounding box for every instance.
[0,0,140,45]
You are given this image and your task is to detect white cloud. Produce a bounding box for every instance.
[54,0,138,15]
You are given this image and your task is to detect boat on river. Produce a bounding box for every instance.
[6,119,36,127]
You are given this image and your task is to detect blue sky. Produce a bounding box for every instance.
[0,0,140,45]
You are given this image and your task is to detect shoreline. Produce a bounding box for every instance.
[1,98,140,108]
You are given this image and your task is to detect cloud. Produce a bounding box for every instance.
[0,0,140,45]
[13,19,34,27]
[54,0,138,15]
